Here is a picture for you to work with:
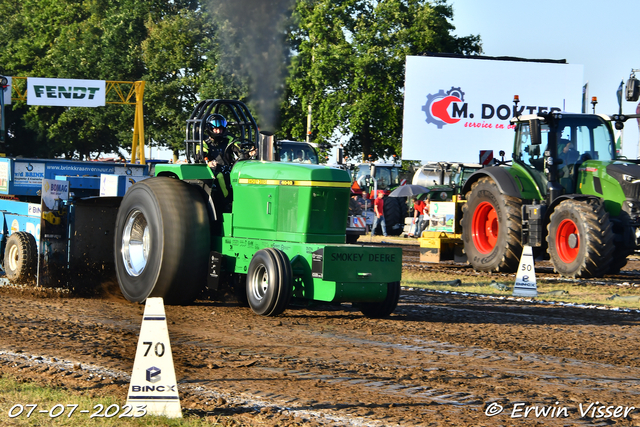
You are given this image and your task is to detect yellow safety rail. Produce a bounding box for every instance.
[9,77,146,164]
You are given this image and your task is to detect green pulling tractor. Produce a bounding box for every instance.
[114,100,402,316]
[461,104,640,278]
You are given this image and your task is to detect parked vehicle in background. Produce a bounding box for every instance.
[350,160,408,236]
[412,162,482,202]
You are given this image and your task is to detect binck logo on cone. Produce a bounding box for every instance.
[146,366,161,383]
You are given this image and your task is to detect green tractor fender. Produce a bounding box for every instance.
[460,166,522,199]
[543,194,602,224]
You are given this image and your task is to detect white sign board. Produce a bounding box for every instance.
[27,77,106,107]
[402,56,584,164]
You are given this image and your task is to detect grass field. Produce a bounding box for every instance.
[401,269,640,310]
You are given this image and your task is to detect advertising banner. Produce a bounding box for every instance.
[13,162,45,187]
[402,56,584,163]
[39,179,70,287]
[27,77,105,107]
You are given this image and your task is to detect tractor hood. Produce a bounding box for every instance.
[231,160,350,183]
[229,161,352,243]
[606,162,640,200]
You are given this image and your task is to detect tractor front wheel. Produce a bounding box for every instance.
[246,248,293,316]
[357,281,401,318]
[115,177,210,305]
[462,177,522,272]
[547,199,613,278]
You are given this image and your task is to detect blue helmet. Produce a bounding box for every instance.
[206,114,227,134]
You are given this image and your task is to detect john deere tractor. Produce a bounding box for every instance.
[113,100,402,316]
[460,104,640,278]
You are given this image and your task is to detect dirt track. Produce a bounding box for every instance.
[2,262,640,425]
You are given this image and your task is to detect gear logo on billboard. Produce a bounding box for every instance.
[422,87,466,129]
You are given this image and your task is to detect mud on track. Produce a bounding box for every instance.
[2,280,640,425]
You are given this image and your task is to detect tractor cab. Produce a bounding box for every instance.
[353,161,401,198]
[513,113,617,203]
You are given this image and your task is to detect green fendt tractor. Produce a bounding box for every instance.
[113,100,402,317]
[460,101,640,278]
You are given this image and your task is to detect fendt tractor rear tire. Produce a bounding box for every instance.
[246,248,293,316]
[3,232,37,284]
[462,177,522,272]
[357,281,401,318]
[547,199,614,278]
[115,177,210,305]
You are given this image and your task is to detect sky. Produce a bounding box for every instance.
[449,0,640,159]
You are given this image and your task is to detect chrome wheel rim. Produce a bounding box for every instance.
[121,209,149,276]
[250,265,269,302]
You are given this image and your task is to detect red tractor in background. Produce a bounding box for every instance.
[350,159,408,237]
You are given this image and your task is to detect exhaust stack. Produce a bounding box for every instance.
[259,131,274,161]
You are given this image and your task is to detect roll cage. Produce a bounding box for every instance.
[184,99,259,163]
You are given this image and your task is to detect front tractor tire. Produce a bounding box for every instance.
[246,248,293,316]
[546,199,613,278]
[357,281,401,318]
[115,177,210,305]
[462,177,522,272]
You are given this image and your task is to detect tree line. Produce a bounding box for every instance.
[0,0,481,161]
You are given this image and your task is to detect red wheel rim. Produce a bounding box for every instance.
[556,218,579,263]
[472,201,498,254]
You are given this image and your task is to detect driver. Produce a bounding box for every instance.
[204,114,236,168]
[203,114,240,199]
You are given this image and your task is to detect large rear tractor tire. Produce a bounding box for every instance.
[462,177,522,272]
[246,248,293,316]
[357,281,401,318]
[3,232,37,284]
[383,196,404,236]
[115,177,210,305]
[547,199,613,278]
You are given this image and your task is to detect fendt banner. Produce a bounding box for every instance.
[402,55,584,164]
[27,77,106,107]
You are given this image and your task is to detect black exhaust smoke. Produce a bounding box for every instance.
[211,0,295,132]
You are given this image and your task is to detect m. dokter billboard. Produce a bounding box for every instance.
[402,55,584,164]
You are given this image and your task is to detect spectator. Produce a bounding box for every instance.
[371,192,387,237]
[410,196,427,238]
